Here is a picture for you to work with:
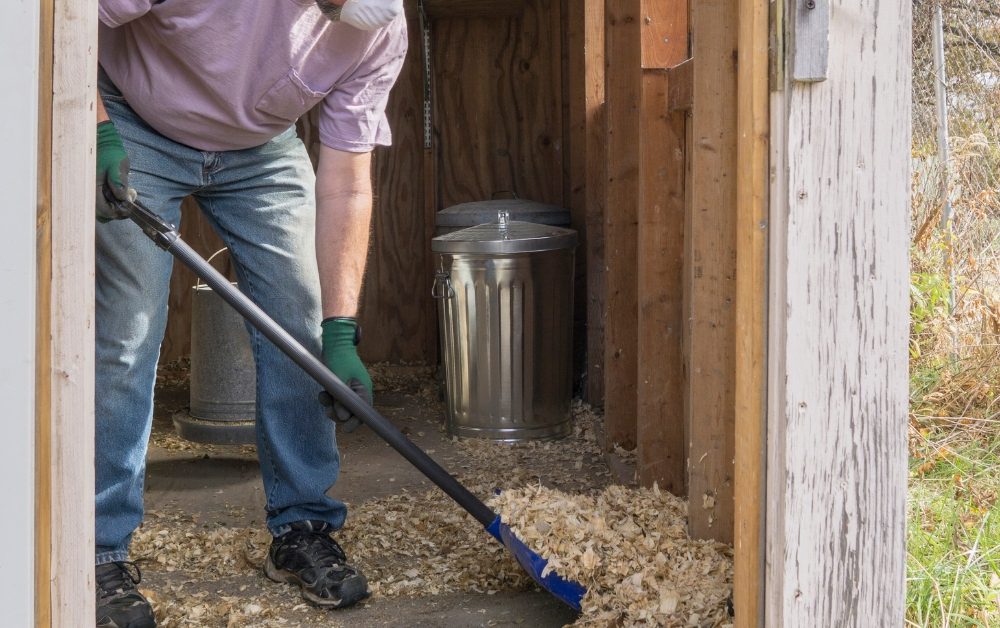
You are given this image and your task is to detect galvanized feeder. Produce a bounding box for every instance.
[173,250,257,445]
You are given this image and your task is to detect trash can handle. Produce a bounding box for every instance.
[431,270,454,299]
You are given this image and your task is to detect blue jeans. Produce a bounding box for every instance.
[95,72,346,565]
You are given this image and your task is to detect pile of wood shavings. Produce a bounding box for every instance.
[491,485,733,627]
[450,400,612,493]
[131,513,314,626]
[136,393,732,626]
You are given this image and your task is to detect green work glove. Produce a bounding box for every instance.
[96,121,133,222]
[318,317,373,432]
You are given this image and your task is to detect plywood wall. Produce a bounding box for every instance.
[161,0,571,365]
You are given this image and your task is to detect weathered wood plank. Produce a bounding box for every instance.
[49,0,98,621]
[636,0,688,494]
[733,0,769,622]
[765,0,910,624]
[603,0,642,449]
[667,57,693,112]
[687,0,738,542]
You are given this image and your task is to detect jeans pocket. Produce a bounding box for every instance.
[255,69,327,124]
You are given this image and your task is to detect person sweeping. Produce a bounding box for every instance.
[93,1,406,625]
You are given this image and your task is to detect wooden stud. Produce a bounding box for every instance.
[603,0,642,449]
[566,0,605,402]
[636,0,688,494]
[686,0,738,542]
[734,0,769,622]
[47,0,98,620]
[586,99,608,405]
[667,58,694,112]
[35,0,54,624]
[640,0,684,70]
[765,0,910,623]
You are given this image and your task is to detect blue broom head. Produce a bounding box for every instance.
[486,515,587,612]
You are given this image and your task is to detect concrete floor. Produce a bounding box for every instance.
[144,373,582,627]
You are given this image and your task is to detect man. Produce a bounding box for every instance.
[93,0,406,625]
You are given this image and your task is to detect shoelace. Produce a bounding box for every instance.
[96,561,142,599]
[289,530,349,568]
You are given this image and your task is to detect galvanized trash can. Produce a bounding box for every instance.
[432,210,577,441]
[173,251,257,445]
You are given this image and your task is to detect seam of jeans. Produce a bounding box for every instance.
[196,193,283,511]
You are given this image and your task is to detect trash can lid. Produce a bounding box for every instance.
[436,199,570,228]
[432,210,577,254]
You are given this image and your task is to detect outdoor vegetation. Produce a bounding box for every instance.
[908,1,1000,625]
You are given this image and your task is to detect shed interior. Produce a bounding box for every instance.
[158,0,754,558]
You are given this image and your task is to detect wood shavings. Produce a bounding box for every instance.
[368,362,440,403]
[491,485,734,627]
[138,380,731,627]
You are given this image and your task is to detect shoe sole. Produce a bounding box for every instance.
[264,555,370,609]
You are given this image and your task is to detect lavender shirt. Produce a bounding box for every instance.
[98,0,407,152]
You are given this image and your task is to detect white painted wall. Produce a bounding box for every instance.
[766,0,911,625]
[0,0,39,625]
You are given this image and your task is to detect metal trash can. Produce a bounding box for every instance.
[173,250,257,445]
[435,198,571,237]
[432,210,577,441]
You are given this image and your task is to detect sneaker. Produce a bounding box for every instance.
[95,562,156,628]
[265,520,370,609]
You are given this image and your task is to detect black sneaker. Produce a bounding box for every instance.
[95,562,156,628]
[265,520,370,609]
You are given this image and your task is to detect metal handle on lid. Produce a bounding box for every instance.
[498,210,511,235]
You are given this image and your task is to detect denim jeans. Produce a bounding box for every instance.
[95,71,346,565]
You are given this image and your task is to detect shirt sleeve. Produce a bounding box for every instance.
[99,0,155,27]
[318,18,409,153]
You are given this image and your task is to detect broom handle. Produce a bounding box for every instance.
[124,199,498,528]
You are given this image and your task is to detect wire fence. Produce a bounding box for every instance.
[911,0,1000,422]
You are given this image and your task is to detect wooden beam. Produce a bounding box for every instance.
[686,0,738,542]
[566,0,605,400]
[47,0,97,621]
[586,99,608,404]
[667,58,694,112]
[35,0,54,623]
[765,0,910,624]
[603,0,642,449]
[640,0,682,69]
[733,0,769,622]
[635,0,688,494]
